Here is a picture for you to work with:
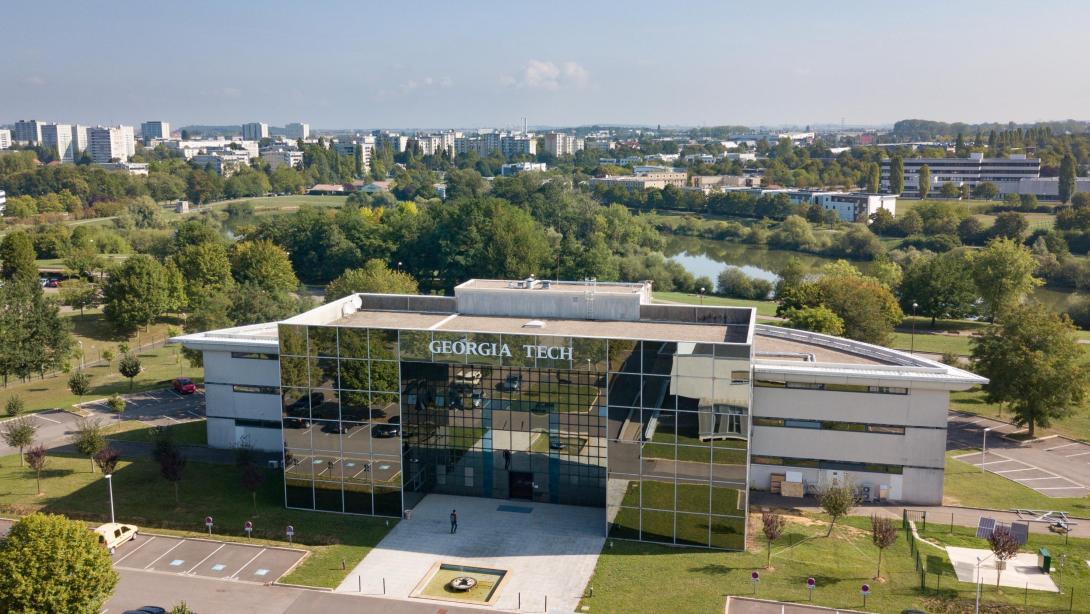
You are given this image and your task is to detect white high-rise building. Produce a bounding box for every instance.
[71,125,89,156]
[41,123,75,162]
[88,126,135,163]
[13,120,44,144]
[141,121,171,144]
[285,123,310,140]
[242,122,269,140]
[0,129,11,150]
[545,133,584,157]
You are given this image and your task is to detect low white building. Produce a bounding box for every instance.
[192,150,251,176]
[95,162,149,175]
[500,161,547,176]
[260,145,303,170]
[0,129,10,149]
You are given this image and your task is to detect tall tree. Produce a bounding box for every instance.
[24,446,48,495]
[971,238,1041,320]
[971,303,1089,438]
[325,259,420,302]
[170,241,234,305]
[118,353,142,391]
[71,418,106,473]
[866,162,880,194]
[870,515,897,580]
[761,512,786,569]
[1059,153,1077,204]
[889,157,904,195]
[0,513,118,612]
[0,232,38,283]
[917,164,931,199]
[899,250,978,326]
[1,417,36,467]
[102,255,173,331]
[229,240,298,293]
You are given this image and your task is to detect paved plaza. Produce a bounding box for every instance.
[946,546,1058,592]
[337,493,604,612]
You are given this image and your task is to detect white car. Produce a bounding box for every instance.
[94,522,138,553]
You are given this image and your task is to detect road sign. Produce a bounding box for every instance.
[806,576,816,601]
[750,571,759,595]
[204,516,213,535]
[244,520,253,538]
[861,583,870,607]
[286,525,295,544]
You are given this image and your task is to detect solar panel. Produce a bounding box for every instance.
[1010,522,1030,545]
[976,516,997,539]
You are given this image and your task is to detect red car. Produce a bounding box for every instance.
[172,377,197,394]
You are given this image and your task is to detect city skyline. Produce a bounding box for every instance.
[5,0,1090,129]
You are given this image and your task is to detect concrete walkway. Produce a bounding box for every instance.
[337,493,604,612]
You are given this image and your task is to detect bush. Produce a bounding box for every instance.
[716,268,773,300]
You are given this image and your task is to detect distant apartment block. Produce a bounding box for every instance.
[0,129,10,149]
[166,138,259,161]
[584,138,614,151]
[13,120,44,144]
[193,150,251,176]
[500,162,547,176]
[690,175,762,190]
[880,152,1040,195]
[260,145,303,170]
[455,131,537,157]
[41,123,75,162]
[285,122,310,140]
[544,133,584,156]
[332,139,374,172]
[0,190,6,215]
[723,188,897,223]
[242,122,269,140]
[71,125,88,154]
[374,131,409,153]
[95,162,149,175]
[589,175,672,191]
[88,125,135,163]
[141,121,171,144]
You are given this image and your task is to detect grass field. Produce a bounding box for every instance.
[654,291,779,317]
[0,452,391,588]
[106,419,208,447]
[889,331,972,356]
[951,388,1090,443]
[211,194,347,215]
[582,511,1090,613]
[942,450,1090,514]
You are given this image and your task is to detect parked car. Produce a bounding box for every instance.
[320,421,353,434]
[283,417,310,429]
[548,436,566,450]
[122,608,166,614]
[372,423,400,438]
[45,278,60,288]
[498,375,522,391]
[172,377,197,394]
[471,391,487,408]
[94,522,138,553]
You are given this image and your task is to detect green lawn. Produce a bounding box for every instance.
[951,388,1090,442]
[943,450,1090,514]
[0,453,391,588]
[211,194,347,216]
[106,419,208,447]
[654,291,778,317]
[584,511,1090,613]
[888,331,972,356]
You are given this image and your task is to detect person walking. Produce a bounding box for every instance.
[450,509,458,534]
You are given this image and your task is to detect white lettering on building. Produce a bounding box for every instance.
[427,339,571,361]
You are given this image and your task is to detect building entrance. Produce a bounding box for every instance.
[509,471,534,500]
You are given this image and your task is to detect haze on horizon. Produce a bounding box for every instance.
[4,0,1090,130]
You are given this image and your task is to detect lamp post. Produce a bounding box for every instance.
[981,427,994,474]
[77,339,84,370]
[974,553,995,614]
[699,287,706,305]
[104,474,116,524]
[910,302,918,354]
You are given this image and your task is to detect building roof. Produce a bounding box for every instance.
[456,279,646,295]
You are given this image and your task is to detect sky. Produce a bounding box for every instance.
[4,0,1090,130]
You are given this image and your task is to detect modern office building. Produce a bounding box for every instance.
[13,120,44,144]
[545,133,584,157]
[141,121,171,144]
[242,122,269,141]
[174,278,984,549]
[260,145,304,170]
[500,162,547,176]
[880,152,1040,196]
[41,123,74,162]
[88,125,135,163]
[285,122,310,140]
[0,130,10,150]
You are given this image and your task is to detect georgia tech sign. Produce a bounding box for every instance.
[428,340,573,360]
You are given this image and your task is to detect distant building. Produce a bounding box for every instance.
[544,133,584,156]
[358,180,393,194]
[0,190,6,215]
[374,131,408,153]
[881,153,1040,196]
[192,150,251,176]
[141,121,171,144]
[633,168,687,188]
[13,120,44,144]
[285,122,310,140]
[589,175,669,191]
[500,162,547,176]
[71,125,88,155]
[723,152,757,162]
[455,131,536,157]
[1006,177,1090,200]
[88,125,135,163]
[165,139,259,161]
[41,123,75,162]
[690,175,762,190]
[242,122,269,140]
[0,129,10,149]
[95,162,149,176]
[260,145,303,170]
[308,183,346,194]
[722,187,897,223]
[584,138,614,151]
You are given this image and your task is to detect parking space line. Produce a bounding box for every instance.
[113,536,156,565]
[1015,477,1067,482]
[230,548,266,579]
[1046,443,1081,451]
[1036,486,1090,491]
[980,460,1018,466]
[186,543,225,574]
[1064,451,1090,458]
[33,413,62,424]
[995,468,1036,474]
[143,542,183,569]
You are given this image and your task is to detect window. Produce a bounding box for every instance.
[233,384,280,395]
[235,418,282,429]
[232,352,277,360]
[755,380,908,395]
[753,416,905,435]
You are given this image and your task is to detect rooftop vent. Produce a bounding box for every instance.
[523,320,546,328]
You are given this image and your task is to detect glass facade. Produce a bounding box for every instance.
[277,324,752,550]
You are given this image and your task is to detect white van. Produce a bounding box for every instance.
[94,523,138,553]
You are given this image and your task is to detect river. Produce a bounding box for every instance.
[663,235,1082,312]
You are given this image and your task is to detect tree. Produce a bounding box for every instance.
[170,241,234,305]
[1,418,36,467]
[241,463,265,511]
[103,255,173,331]
[67,371,91,403]
[106,393,125,417]
[761,512,786,569]
[24,445,48,494]
[899,250,978,326]
[1059,154,1076,204]
[58,280,101,318]
[775,257,806,298]
[989,211,1028,240]
[817,481,856,536]
[870,514,897,580]
[118,353,142,391]
[4,395,25,417]
[229,240,298,293]
[717,268,773,300]
[154,432,187,503]
[93,447,121,475]
[889,157,904,194]
[971,303,1089,437]
[972,182,999,200]
[325,259,419,302]
[987,526,1020,589]
[101,348,115,367]
[939,182,960,198]
[971,238,1042,320]
[0,232,37,283]
[72,417,106,473]
[0,513,118,612]
[917,164,931,199]
[817,274,903,345]
[782,305,845,336]
[865,163,880,194]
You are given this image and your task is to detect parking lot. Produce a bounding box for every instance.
[80,388,205,424]
[112,532,305,584]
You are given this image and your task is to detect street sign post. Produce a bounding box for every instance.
[204,516,213,536]
[287,524,295,544]
[244,520,253,539]
[861,583,870,608]
[751,571,760,595]
[806,577,816,601]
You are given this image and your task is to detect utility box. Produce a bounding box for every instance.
[1038,548,1051,573]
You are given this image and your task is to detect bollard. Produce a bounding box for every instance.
[545,595,547,611]
[518,592,521,609]
[383,577,386,595]
[341,558,346,571]
[357,576,361,592]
